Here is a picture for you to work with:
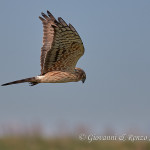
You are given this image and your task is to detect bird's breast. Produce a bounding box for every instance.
[37,71,80,83]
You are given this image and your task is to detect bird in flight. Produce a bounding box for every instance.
[1,10,86,86]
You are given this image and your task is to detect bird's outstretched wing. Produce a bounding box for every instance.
[39,11,84,75]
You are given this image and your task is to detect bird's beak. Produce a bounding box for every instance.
[82,78,86,83]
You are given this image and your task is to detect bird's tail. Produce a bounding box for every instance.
[1,77,38,86]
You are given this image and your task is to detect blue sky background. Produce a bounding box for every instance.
[0,0,150,135]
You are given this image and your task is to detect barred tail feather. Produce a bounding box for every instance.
[1,77,37,86]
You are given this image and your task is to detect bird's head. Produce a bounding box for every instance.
[75,68,86,83]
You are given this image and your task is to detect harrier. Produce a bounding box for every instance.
[2,11,86,86]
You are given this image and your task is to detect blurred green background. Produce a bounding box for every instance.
[0,135,150,150]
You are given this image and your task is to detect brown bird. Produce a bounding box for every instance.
[1,10,86,86]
